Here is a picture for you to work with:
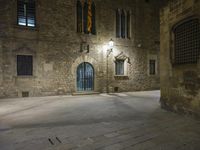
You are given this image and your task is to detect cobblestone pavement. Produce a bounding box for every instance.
[0,91,200,150]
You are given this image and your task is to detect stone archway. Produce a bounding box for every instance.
[71,55,98,92]
[77,62,94,91]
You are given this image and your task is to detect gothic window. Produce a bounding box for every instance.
[116,9,121,38]
[116,9,131,39]
[121,10,126,38]
[127,11,131,39]
[77,0,96,35]
[77,0,82,32]
[115,60,124,75]
[17,0,36,27]
[91,2,96,34]
[173,19,200,64]
[17,55,33,76]
[149,59,156,75]
[83,1,88,34]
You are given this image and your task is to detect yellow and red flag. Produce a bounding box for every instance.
[87,0,92,33]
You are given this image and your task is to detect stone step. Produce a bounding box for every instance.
[72,92,100,96]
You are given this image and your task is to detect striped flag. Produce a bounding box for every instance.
[87,0,92,33]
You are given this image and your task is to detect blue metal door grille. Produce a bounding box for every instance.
[77,62,94,91]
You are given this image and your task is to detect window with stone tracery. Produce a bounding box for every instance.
[77,0,96,35]
[116,9,131,39]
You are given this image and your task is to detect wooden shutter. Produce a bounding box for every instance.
[17,0,26,26]
[17,0,36,27]
[27,0,36,27]
[17,55,33,76]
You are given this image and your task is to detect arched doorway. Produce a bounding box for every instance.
[77,62,94,91]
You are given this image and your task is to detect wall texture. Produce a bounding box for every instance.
[0,0,160,98]
[160,0,200,118]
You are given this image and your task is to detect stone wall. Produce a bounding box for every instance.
[160,0,200,118]
[0,0,161,98]
[0,40,3,97]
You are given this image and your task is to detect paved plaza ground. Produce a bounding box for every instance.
[0,91,200,150]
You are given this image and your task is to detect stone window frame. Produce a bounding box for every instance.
[147,54,158,76]
[149,59,156,75]
[114,53,130,77]
[115,59,125,75]
[76,0,96,35]
[17,0,37,28]
[115,9,132,39]
[12,47,36,78]
[71,56,98,93]
[17,55,33,76]
[170,16,200,65]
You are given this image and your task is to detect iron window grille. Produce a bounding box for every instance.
[173,18,200,64]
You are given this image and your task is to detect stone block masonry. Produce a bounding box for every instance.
[0,0,161,98]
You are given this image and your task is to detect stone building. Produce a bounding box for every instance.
[0,0,160,98]
[160,0,200,117]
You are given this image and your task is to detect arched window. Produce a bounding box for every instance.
[83,1,88,34]
[116,9,121,38]
[77,0,96,35]
[127,11,131,39]
[116,9,131,39]
[91,1,96,35]
[121,10,126,38]
[173,18,200,64]
[77,0,82,32]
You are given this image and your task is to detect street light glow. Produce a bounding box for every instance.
[109,39,114,49]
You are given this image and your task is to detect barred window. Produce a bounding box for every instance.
[115,60,124,75]
[17,55,33,76]
[149,60,156,75]
[173,19,200,64]
[17,0,36,27]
